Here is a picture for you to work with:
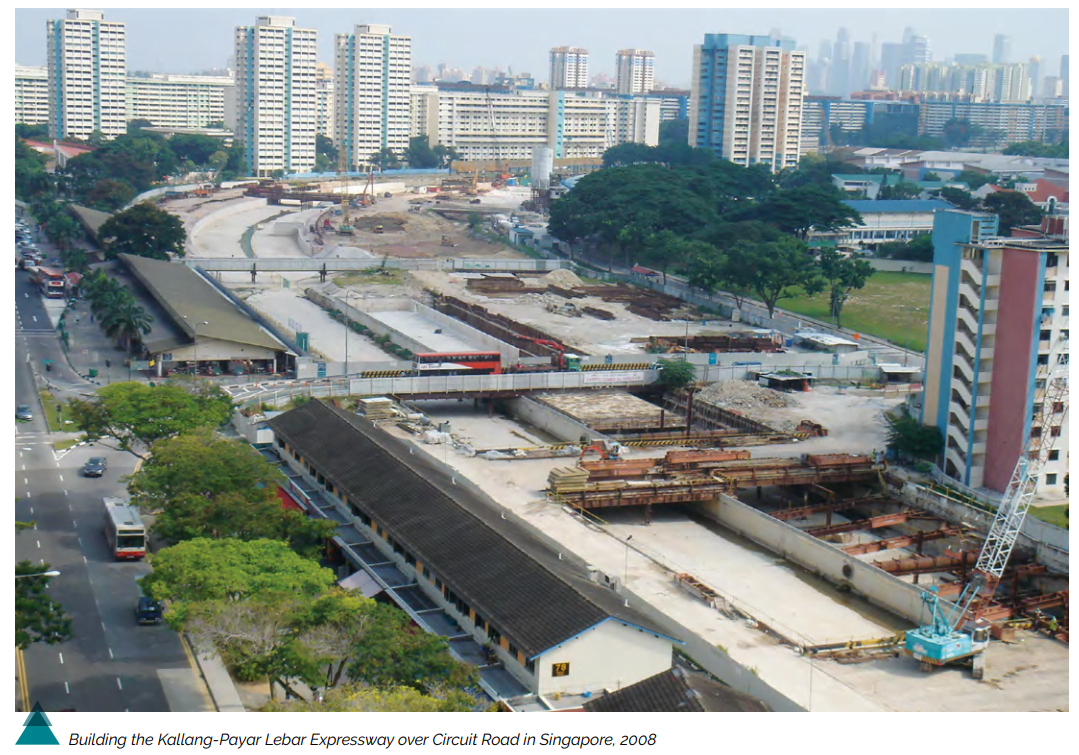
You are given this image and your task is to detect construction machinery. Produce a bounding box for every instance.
[579,437,627,462]
[337,154,354,235]
[518,336,581,371]
[373,224,385,234]
[904,357,1068,677]
[359,171,378,206]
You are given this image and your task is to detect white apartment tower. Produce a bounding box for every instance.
[334,24,412,171]
[15,66,50,126]
[233,16,318,176]
[690,34,806,172]
[46,9,127,140]
[616,49,655,95]
[550,47,589,89]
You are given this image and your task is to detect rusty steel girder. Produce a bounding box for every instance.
[842,526,964,555]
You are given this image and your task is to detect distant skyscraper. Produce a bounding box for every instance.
[907,35,931,65]
[1027,56,1042,101]
[880,42,905,88]
[46,9,127,140]
[334,24,412,171]
[851,41,871,93]
[234,15,317,176]
[992,34,1011,65]
[689,33,806,172]
[15,66,49,126]
[615,49,655,94]
[831,27,851,95]
[1060,54,1069,97]
[549,47,589,89]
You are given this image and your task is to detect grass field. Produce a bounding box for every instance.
[1029,504,1069,529]
[777,271,932,353]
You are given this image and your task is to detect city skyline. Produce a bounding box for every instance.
[13,7,1068,90]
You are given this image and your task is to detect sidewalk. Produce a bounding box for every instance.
[58,298,154,390]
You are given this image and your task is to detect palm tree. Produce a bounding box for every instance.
[82,271,120,317]
[102,298,154,353]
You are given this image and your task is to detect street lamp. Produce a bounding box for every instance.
[15,570,60,580]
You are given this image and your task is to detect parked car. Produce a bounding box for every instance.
[82,457,108,477]
[135,597,164,625]
[15,405,33,422]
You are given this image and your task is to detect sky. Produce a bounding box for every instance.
[12,5,1070,89]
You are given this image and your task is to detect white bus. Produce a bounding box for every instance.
[103,498,147,560]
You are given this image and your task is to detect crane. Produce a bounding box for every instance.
[517,336,581,371]
[904,352,1068,677]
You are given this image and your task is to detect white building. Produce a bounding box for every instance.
[550,47,589,89]
[615,49,655,95]
[334,24,412,170]
[46,9,127,140]
[820,199,953,249]
[314,64,334,139]
[15,65,50,126]
[126,73,232,130]
[690,34,806,172]
[410,85,661,162]
[233,15,318,176]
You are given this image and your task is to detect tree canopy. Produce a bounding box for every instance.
[261,682,492,712]
[16,561,72,649]
[816,249,874,327]
[99,202,187,260]
[128,429,335,555]
[1003,139,1068,159]
[982,190,1044,232]
[885,407,944,461]
[67,380,233,458]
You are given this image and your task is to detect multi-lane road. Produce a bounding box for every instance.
[15,262,205,712]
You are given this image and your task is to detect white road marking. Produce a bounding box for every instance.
[33,523,37,530]
[72,520,77,528]
[58,475,63,482]
[36,540,40,549]
[82,556,87,564]
[116,678,123,690]
[24,478,28,485]
[64,682,70,694]
[32,316,37,322]
[108,648,114,659]
[64,490,69,496]
[58,653,64,665]
[29,507,33,515]
[25,491,30,498]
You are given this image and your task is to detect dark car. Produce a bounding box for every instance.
[135,597,164,625]
[82,457,108,477]
[15,405,33,422]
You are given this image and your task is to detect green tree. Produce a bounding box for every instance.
[878,181,921,200]
[15,137,54,200]
[67,380,233,458]
[655,358,696,389]
[126,118,155,136]
[260,682,492,712]
[85,178,136,212]
[816,249,874,327]
[885,407,944,462]
[16,123,51,141]
[981,190,1044,232]
[941,118,981,149]
[876,234,934,262]
[42,210,83,252]
[658,118,689,145]
[207,150,228,176]
[16,561,72,649]
[128,430,335,555]
[954,170,993,191]
[751,186,863,240]
[734,236,823,318]
[921,171,942,182]
[405,136,439,169]
[315,134,338,166]
[1003,139,1068,158]
[432,144,461,168]
[99,201,187,260]
[168,133,224,167]
[369,148,401,171]
[99,294,154,352]
[142,538,335,611]
[937,186,978,210]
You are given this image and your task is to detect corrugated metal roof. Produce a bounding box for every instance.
[119,254,287,353]
[268,400,677,659]
[843,199,952,214]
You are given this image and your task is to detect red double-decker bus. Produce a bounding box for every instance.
[414,351,502,375]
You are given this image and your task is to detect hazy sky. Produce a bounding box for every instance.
[13,6,1069,89]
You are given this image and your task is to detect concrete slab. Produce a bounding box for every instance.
[368,309,482,353]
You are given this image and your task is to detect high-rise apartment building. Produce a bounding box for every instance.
[15,66,50,126]
[233,16,318,176]
[615,49,655,95]
[689,33,806,172]
[1060,54,1069,97]
[922,210,1069,497]
[46,9,127,140]
[334,24,412,171]
[992,34,1011,65]
[549,47,589,89]
[125,73,232,130]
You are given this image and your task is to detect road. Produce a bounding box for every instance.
[15,234,200,712]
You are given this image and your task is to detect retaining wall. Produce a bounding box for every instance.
[697,493,939,628]
[506,396,606,443]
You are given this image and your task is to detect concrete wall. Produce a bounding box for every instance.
[697,493,933,627]
[535,619,673,696]
[868,259,934,275]
[409,302,521,362]
[897,481,1069,573]
[271,221,312,256]
[186,198,266,254]
[507,396,605,442]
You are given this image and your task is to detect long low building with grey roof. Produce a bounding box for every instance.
[267,399,679,698]
[117,254,298,377]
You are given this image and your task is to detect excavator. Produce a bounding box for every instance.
[578,437,627,461]
[517,336,582,371]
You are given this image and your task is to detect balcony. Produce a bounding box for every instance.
[960,258,984,287]
[976,392,992,408]
[951,375,973,406]
[945,447,967,475]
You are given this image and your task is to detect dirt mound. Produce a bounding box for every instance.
[698,380,795,411]
[542,269,584,289]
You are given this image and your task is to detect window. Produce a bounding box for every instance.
[1050,426,1061,437]
[1048,450,1060,461]
[1045,474,1058,485]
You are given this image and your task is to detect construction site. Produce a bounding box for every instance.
[181,178,1068,712]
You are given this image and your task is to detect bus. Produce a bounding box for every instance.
[31,266,66,299]
[103,498,147,560]
[413,351,502,375]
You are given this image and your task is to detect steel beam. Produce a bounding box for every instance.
[842,526,963,555]
[772,496,883,522]
[805,510,930,537]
